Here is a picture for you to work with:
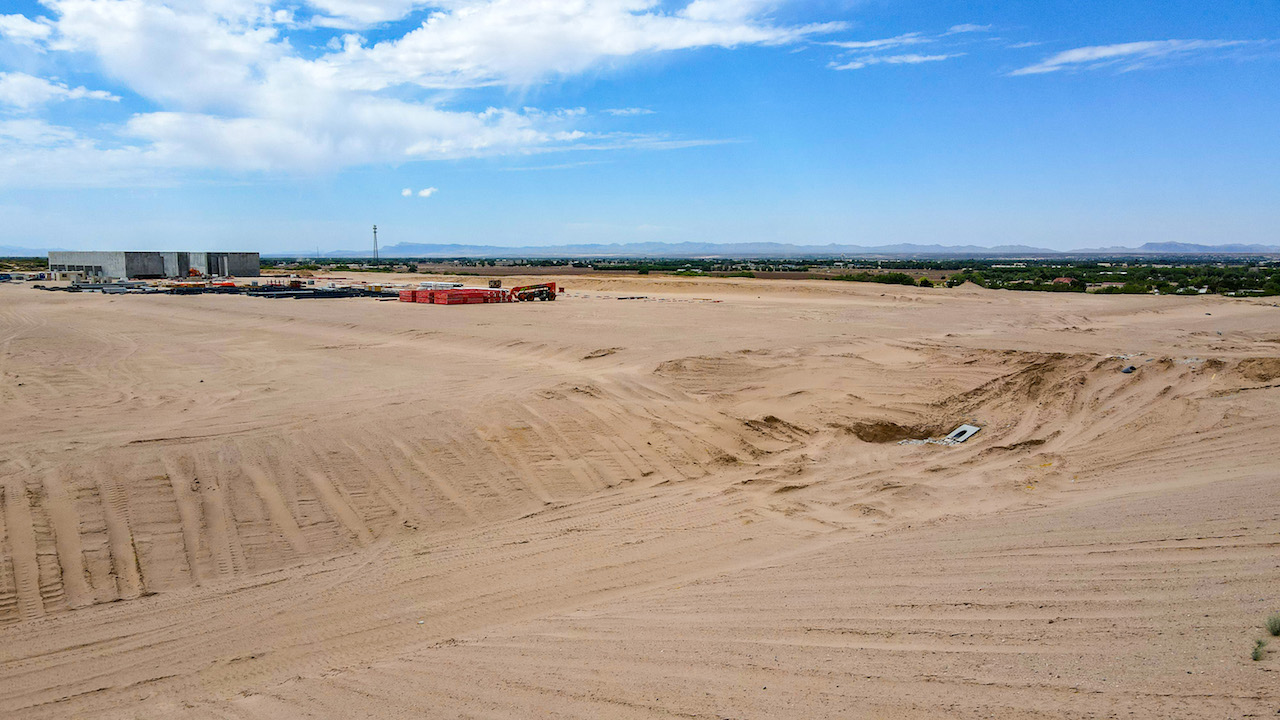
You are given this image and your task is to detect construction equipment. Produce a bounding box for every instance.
[509,282,557,301]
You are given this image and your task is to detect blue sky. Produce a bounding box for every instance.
[0,0,1276,253]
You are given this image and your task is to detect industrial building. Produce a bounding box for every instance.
[47,251,260,280]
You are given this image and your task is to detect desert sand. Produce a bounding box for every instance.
[1,274,1277,718]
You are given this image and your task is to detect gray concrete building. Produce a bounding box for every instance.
[48,251,260,279]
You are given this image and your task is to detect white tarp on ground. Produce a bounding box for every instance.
[899,424,981,446]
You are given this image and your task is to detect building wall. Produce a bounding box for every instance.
[47,251,260,279]
[160,252,195,278]
[124,253,167,278]
[48,251,128,279]
[218,253,260,277]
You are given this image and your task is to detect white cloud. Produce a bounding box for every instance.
[0,72,120,110]
[48,0,288,112]
[122,101,591,173]
[0,119,164,187]
[605,107,656,116]
[828,32,928,51]
[0,0,847,186]
[946,24,991,35]
[0,118,80,146]
[499,159,606,171]
[0,13,53,46]
[325,0,846,90]
[680,0,777,23]
[1011,39,1250,75]
[400,186,438,197]
[830,53,959,71]
[305,0,425,28]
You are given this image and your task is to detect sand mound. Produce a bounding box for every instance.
[840,421,938,443]
[1,277,1277,718]
[1236,356,1280,381]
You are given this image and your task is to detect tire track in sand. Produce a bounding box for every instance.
[244,464,311,557]
[1,479,46,619]
[389,438,481,523]
[192,452,246,578]
[92,470,144,600]
[0,481,14,623]
[305,470,374,546]
[39,470,92,609]
[159,455,208,585]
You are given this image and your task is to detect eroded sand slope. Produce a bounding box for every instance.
[0,276,1277,718]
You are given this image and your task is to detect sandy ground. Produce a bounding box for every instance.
[1,274,1278,718]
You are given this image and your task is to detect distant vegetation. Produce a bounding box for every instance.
[330,264,396,273]
[831,272,920,286]
[943,261,1280,296]
[260,255,1280,297]
[262,258,414,274]
[1,257,48,271]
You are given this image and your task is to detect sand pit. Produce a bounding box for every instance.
[1,275,1278,718]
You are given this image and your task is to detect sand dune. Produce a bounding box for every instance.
[0,276,1277,717]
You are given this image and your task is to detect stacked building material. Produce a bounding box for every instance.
[399,289,416,302]
[433,287,510,304]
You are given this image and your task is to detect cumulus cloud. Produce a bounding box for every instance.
[401,186,437,197]
[0,13,53,46]
[306,0,425,28]
[47,0,289,112]
[605,107,656,116]
[1011,39,1251,75]
[830,53,959,71]
[0,1,847,185]
[324,0,845,90]
[122,102,592,173]
[0,118,80,145]
[0,72,120,110]
[0,119,163,187]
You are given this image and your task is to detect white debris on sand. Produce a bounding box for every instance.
[899,424,981,446]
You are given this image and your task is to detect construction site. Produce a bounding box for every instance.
[31,270,562,304]
[39,250,555,305]
[1,268,1279,719]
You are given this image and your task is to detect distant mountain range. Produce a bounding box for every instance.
[5,241,1278,259]
[1070,242,1280,255]
[279,240,1280,259]
[301,241,1064,259]
[0,245,64,256]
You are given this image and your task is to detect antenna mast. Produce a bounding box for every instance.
[373,224,379,263]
